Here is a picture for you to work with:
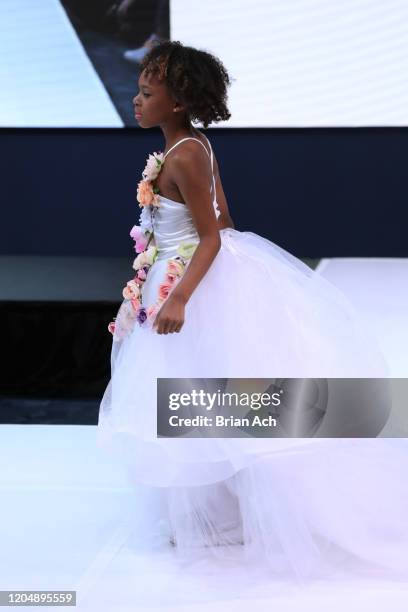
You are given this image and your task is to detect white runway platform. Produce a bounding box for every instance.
[2,258,408,611]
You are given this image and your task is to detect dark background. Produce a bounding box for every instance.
[1,126,406,258]
[1,126,406,422]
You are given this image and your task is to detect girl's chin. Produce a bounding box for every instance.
[137,120,159,129]
[136,118,150,128]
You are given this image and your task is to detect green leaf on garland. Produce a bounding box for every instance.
[176,242,198,260]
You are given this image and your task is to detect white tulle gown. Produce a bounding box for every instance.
[97,132,408,583]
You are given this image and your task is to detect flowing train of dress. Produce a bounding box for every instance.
[97,132,408,582]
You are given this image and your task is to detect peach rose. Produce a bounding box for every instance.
[122,279,140,300]
[167,259,184,277]
[130,297,140,311]
[137,179,155,206]
[129,279,140,295]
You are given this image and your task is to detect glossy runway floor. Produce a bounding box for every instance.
[1,257,408,611]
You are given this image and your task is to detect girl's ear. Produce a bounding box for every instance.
[173,101,186,113]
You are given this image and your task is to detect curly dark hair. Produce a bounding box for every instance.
[139,40,232,128]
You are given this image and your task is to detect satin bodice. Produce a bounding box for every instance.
[140,133,222,262]
[150,196,200,261]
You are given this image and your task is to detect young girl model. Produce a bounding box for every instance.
[97,41,408,582]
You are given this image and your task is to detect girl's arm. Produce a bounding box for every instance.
[153,142,221,334]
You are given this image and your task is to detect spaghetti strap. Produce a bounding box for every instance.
[163,137,210,160]
[201,133,214,175]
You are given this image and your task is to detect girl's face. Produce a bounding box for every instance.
[133,68,179,128]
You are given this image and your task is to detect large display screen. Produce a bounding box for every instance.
[1,0,407,127]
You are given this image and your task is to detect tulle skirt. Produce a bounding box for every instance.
[97,228,408,581]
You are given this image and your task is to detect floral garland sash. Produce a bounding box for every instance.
[108,151,197,338]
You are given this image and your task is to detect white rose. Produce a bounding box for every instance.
[142,152,164,182]
[132,251,148,271]
[144,245,158,265]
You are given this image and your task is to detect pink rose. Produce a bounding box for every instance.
[108,321,115,335]
[130,225,149,253]
[146,304,160,322]
[165,272,177,285]
[136,268,147,281]
[137,239,147,254]
[158,281,173,302]
[129,224,141,240]
[132,274,143,286]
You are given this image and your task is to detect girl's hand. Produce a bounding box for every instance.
[153,294,185,334]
